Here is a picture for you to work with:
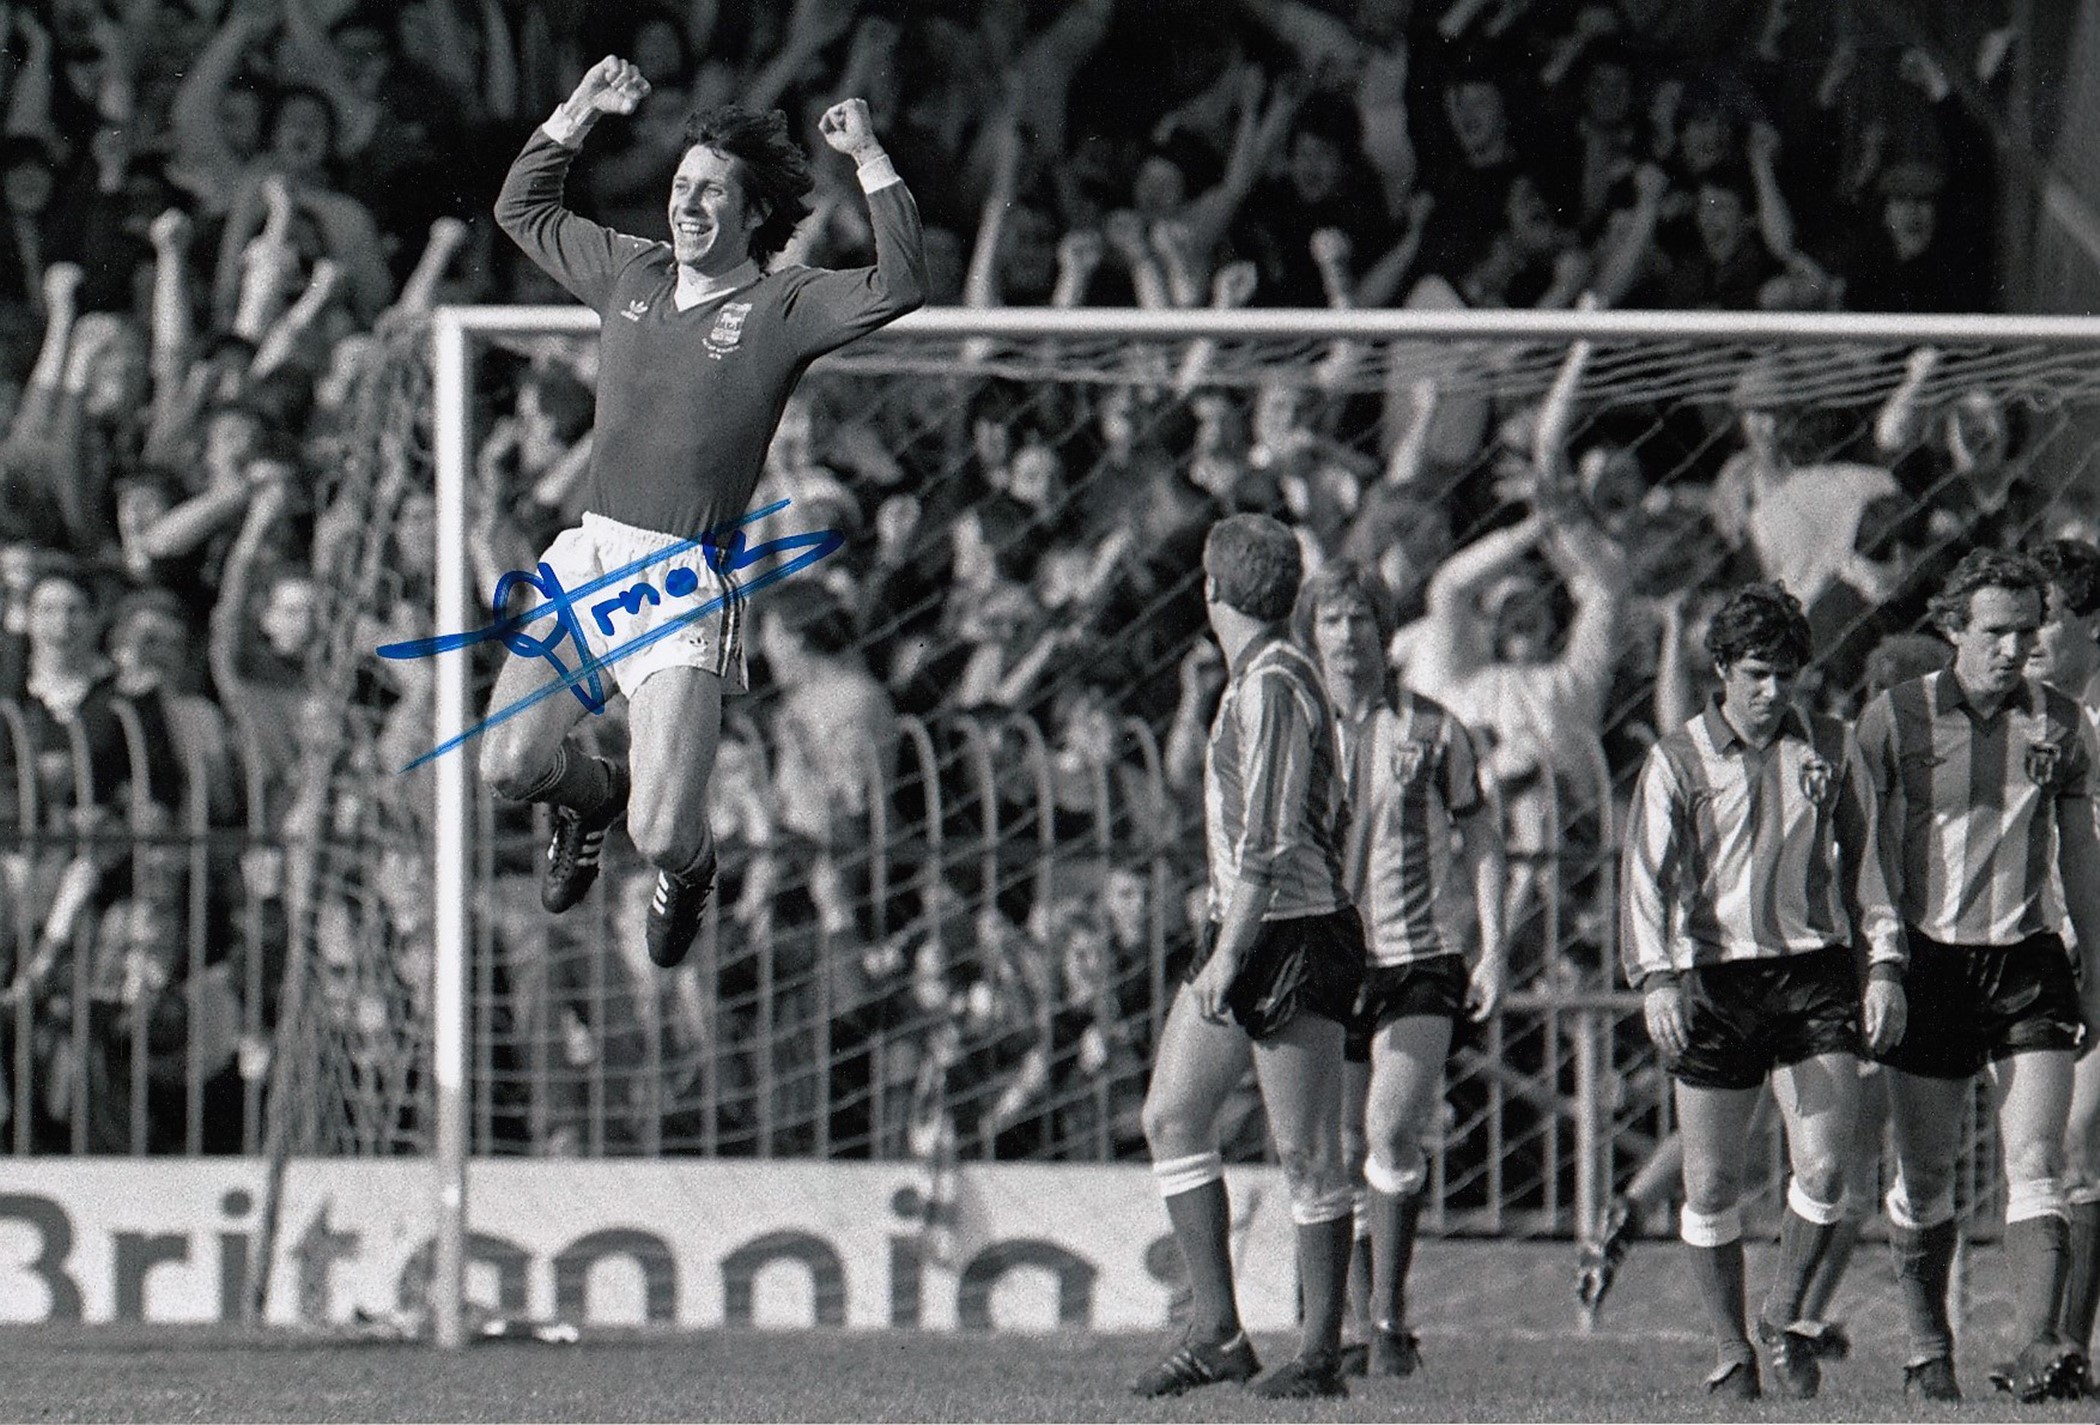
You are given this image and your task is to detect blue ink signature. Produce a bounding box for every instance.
[378,498,842,770]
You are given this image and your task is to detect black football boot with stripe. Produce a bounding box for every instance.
[540,761,629,914]
[1129,1329,1261,1398]
[644,844,717,969]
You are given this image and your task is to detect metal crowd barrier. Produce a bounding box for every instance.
[0,698,2016,1254]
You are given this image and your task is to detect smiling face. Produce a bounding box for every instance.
[668,145,763,276]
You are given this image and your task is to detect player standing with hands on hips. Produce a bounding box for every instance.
[485,58,926,968]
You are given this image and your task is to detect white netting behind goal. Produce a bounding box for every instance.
[256,313,2100,1280]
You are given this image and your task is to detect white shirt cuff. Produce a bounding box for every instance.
[856,154,901,194]
[541,108,589,148]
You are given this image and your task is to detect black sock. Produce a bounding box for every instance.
[1296,1216,1354,1358]
[1368,1187,1423,1330]
[1162,1180,1241,1341]
[2062,1201,2100,1352]
[2007,1213,2071,1346]
[522,740,616,815]
[1889,1218,1958,1362]
[1346,1229,1371,1337]
[1760,1206,1837,1328]
[670,828,717,885]
[1800,1216,1862,1322]
[1689,1238,1751,1362]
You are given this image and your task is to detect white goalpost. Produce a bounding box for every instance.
[422,303,2100,1348]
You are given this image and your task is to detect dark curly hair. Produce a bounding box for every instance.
[1704,582,1812,671]
[2030,538,2100,620]
[682,104,815,267]
[1928,548,2045,634]
[1204,514,1301,623]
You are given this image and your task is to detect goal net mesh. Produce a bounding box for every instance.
[259,313,2100,1318]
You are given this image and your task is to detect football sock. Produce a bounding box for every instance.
[1161,1179,1241,1341]
[1760,1199,1840,1327]
[1368,1187,1424,1330]
[674,826,717,885]
[521,740,617,815]
[2061,1200,2100,1351]
[1296,1215,1355,1357]
[1689,1240,1751,1358]
[1346,1228,1372,1336]
[2006,1213,2070,1346]
[1799,1216,1863,1322]
[1889,1218,1958,1361]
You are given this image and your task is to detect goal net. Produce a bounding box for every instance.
[255,305,2100,1338]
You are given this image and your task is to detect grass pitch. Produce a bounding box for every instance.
[3,1240,2088,1422]
[2,1322,2090,1423]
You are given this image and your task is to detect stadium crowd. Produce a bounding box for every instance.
[0,0,2073,1228]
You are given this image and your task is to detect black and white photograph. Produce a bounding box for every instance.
[4,0,2100,1420]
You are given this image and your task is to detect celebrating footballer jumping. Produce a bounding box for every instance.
[484,57,926,970]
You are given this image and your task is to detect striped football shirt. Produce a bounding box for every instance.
[1203,632,1349,923]
[1338,691,1488,966]
[1620,700,1903,988]
[1856,670,2096,947]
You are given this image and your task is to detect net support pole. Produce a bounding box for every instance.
[430,311,472,1350]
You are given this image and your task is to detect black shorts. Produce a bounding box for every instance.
[1873,931,2083,1080]
[1664,947,1863,1091]
[1345,954,1469,1063]
[1188,907,1365,1040]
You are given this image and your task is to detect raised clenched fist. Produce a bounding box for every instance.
[573,56,651,117]
[817,98,879,160]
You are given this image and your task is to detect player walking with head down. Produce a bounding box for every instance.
[1132,514,1365,1401]
[1857,549,2100,1405]
[1621,583,1906,1402]
[1297,560,1506,1379]
[485,58,925,967]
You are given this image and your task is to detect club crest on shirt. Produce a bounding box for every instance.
[1390,739,1430,785]
[1797,753,1836,809]
[2026,738,2064,788]
[705,302,753,357]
